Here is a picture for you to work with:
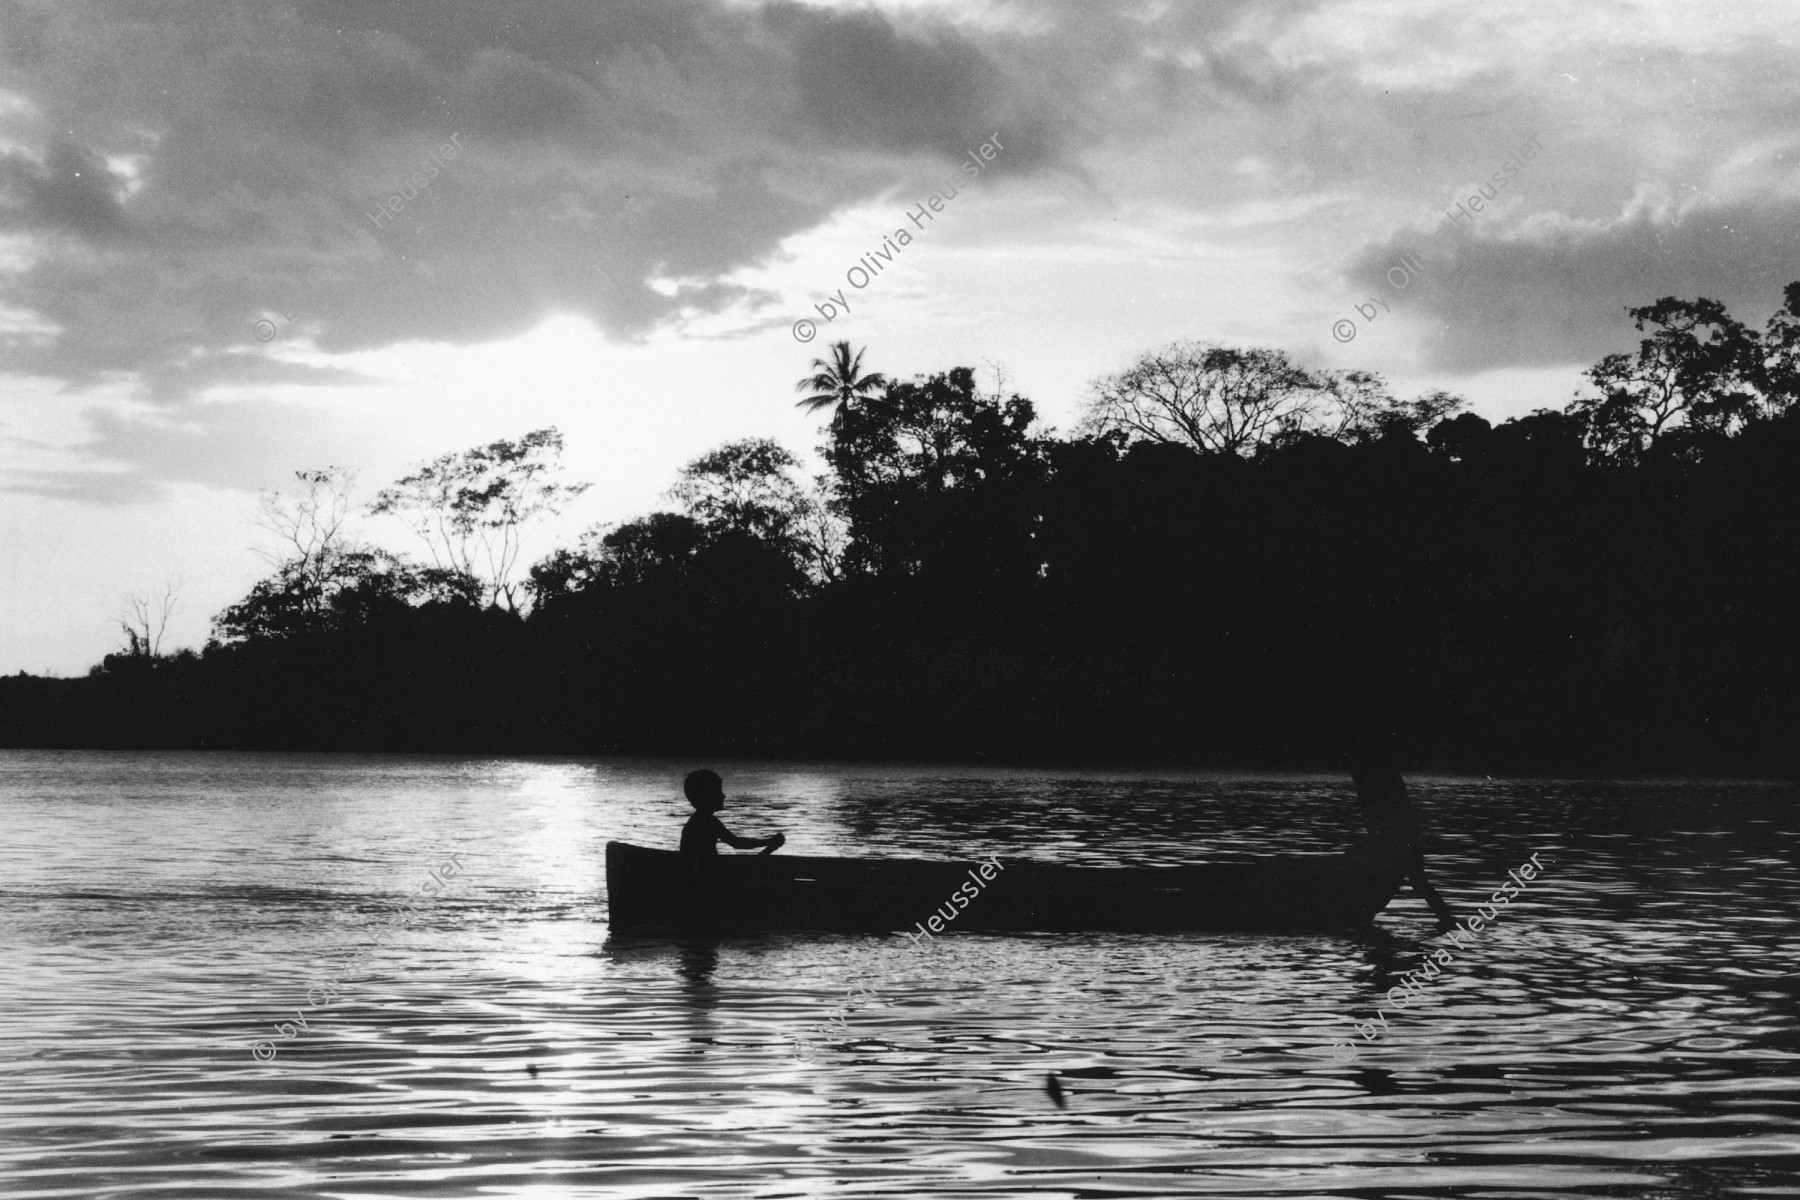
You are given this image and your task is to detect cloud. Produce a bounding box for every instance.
[1347,193,1800,373]
[0,138,133,241]
[0,0,1104,401]
[6,0,1800,491]
[0,396,380,503]
[0,0,1328,398]
[775,4,1009,157]
[0,466,164,506]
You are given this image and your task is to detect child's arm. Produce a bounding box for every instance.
[715,817,784,853]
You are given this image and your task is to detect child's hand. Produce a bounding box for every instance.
[760,832,786,855]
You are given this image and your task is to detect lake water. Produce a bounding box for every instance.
[2,751,1797,1198]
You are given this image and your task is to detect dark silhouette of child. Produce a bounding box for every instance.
[1352,764,1457,933]
[679,769,785,861]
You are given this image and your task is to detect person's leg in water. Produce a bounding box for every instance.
[1407,857,1458,932]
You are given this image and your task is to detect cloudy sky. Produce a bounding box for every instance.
[2,0,1796,673]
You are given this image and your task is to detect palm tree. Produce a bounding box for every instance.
[795,341,886,413]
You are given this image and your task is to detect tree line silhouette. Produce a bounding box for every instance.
[4,285,1798,771]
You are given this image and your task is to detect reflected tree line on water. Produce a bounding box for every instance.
[5,285,1799,771]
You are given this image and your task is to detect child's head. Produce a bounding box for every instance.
[684,768,725,812]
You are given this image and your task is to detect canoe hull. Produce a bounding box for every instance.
[604,842,1404,936]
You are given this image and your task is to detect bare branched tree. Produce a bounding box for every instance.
[1081,341,1330,456]
[256,468,358,615]
[370,428,591,611]
[980,357,1010,406]
[1314,375,1466,444]
[1313,369,1397,441]
[1085,342,1464,454]
[120,574,182,657]
[793,481,849,585]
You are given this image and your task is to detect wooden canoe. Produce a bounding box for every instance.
[605,841,1405,936]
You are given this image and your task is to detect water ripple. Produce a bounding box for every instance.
[0,752,1796,1197]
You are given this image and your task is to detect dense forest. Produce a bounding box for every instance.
[4,286,1798,772]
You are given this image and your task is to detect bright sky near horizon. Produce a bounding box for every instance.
[2,0,1797,674]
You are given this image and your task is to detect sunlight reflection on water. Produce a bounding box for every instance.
[0,751,1796,1197]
